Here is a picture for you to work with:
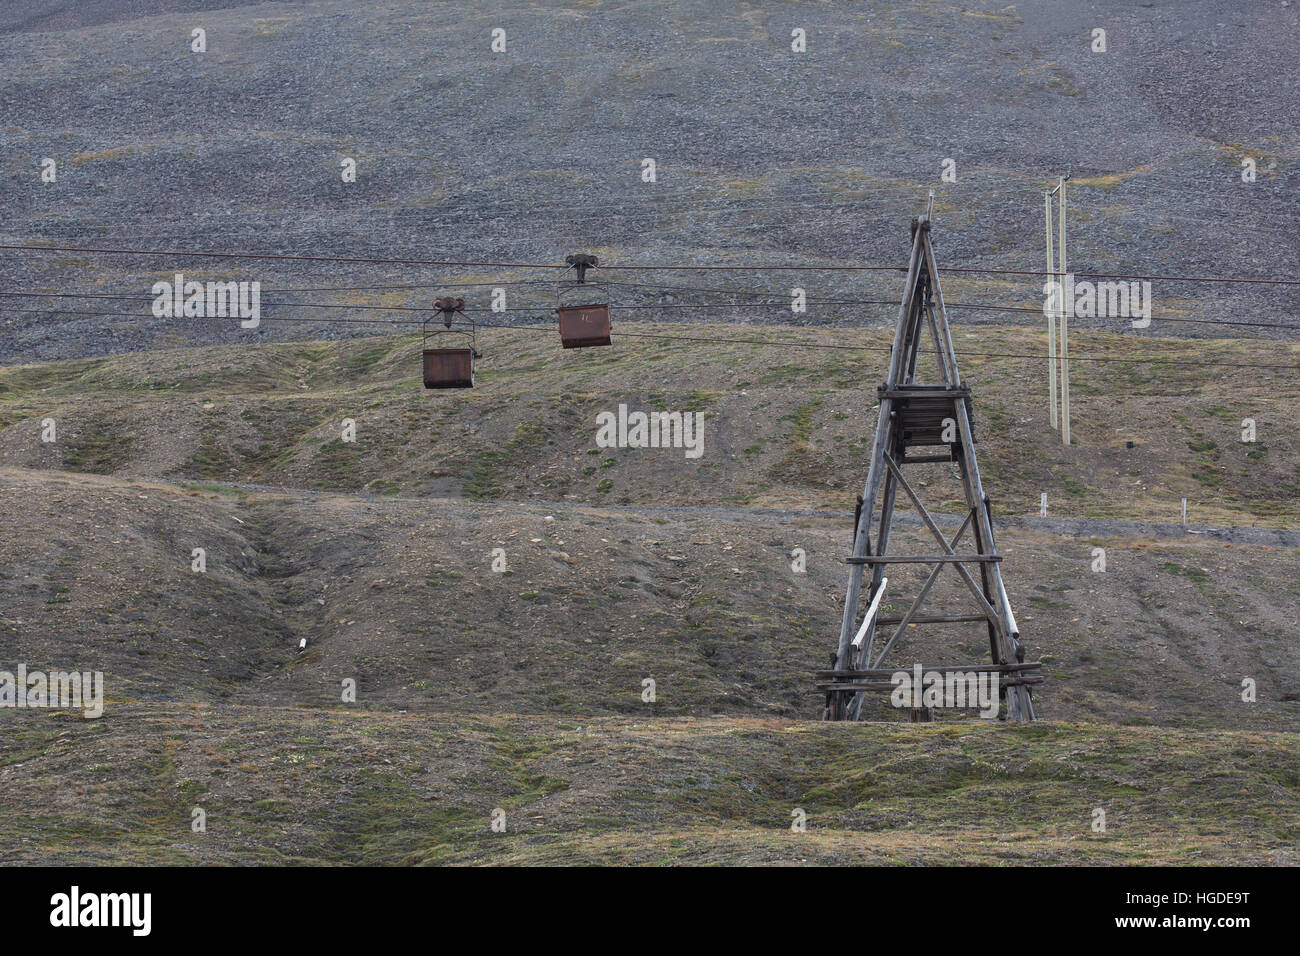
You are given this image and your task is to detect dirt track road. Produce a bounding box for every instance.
[200,479,1300,549]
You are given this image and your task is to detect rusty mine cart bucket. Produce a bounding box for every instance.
[556,303,612,348]
[423,347,474,389]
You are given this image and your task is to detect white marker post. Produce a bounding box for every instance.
[851,577,889,649]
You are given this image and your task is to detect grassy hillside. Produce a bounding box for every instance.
[5,467,1300,727]
[1,326,1298,864]
[2,324,1297,525]
[3,708,1298,865]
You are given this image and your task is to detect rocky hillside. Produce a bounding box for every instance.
[2,328,1297,732]
[1,0,1298,363]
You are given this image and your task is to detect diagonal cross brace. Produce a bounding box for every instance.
[868,509,974,670]
[881,451,1004,631]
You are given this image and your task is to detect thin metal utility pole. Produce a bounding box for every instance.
[1058,176,1071,446]
[1044,192,1058,430]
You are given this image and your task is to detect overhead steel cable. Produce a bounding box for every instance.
[0,242,568,270]
[5,240,1300,285]
[3,286,1299,332]
[6,304,1299,371]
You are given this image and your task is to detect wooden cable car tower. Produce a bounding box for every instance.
[819,212,1041,721]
